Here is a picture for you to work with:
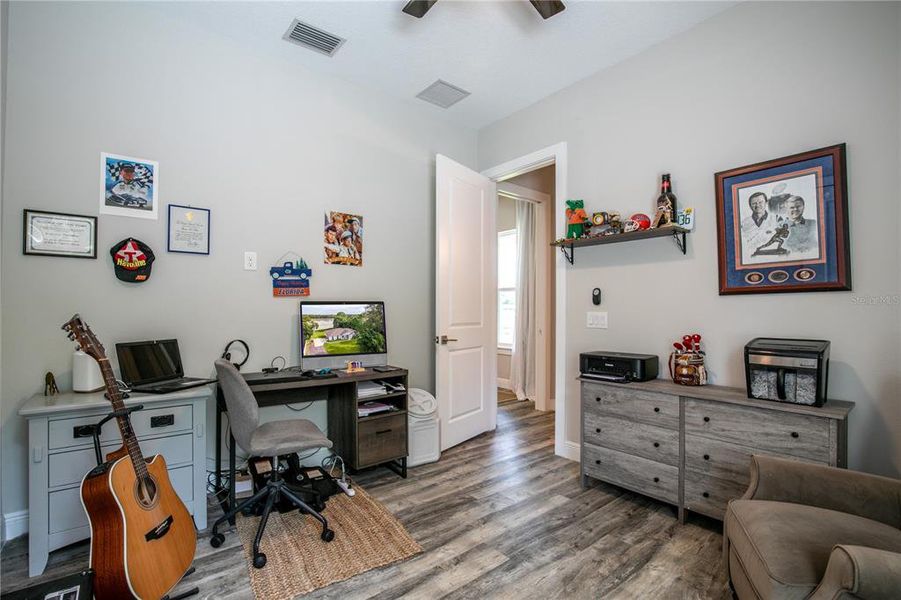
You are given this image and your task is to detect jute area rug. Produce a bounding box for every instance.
[235,485,421,599]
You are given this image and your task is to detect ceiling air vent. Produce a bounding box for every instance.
[416,79,470,109]
[283,19,345,57]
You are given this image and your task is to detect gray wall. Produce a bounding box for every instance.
[1,0,9,540]
[1,1,476,520]
[479,1,901,477]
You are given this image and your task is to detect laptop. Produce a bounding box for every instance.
[116,339,213,394]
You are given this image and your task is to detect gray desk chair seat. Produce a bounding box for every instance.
[210,359,335,568]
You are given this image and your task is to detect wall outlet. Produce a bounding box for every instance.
[244,251,258,271]
[587,311,608,329]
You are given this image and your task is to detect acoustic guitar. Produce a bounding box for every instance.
[63,314,196,599]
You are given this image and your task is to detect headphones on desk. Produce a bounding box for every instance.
[221,339,249,370]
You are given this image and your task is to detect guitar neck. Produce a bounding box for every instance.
[96,358,148,478]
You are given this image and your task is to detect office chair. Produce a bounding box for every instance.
[209,359,335,568]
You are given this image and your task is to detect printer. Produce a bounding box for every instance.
[579,351,659,383]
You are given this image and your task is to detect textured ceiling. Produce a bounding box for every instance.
[153,1,735,129]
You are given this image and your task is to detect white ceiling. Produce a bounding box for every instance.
[156,1,735,129]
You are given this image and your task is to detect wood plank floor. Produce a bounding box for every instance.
[1,401,731,599]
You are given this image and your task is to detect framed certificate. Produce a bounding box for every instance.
[167,204,211,255]
[23,210,97,259]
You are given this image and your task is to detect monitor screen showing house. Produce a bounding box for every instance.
[300,302,387,357]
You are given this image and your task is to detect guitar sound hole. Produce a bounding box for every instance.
[133,474,160,509]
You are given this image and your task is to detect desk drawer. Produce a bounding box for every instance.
[48,433,193,489]
[582,442,678,504]
[48,465,194,534]
[48,404,193,450]
[583,413,679,466]
[683,470,747,520]
[582,383,678,429]
[357,414,406,468]
[683,398,831,462]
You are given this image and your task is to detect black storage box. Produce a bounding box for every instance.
[744,338,830,407]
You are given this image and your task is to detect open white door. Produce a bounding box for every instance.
[436,154,497,451]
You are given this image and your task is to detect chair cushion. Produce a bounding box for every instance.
[249,419,332,456]
[726,500,901,600]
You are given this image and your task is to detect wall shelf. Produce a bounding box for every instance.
[551,226,690,265]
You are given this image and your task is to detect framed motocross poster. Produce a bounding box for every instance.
[100,152,159,220]
[714,144,850,295]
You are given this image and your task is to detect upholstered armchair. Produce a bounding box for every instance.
[724,455,901,599]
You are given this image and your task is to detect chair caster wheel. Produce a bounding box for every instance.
[321,528,335,542]
[253,553,267,569]
[210,533,225,548]
[241,507,253,517]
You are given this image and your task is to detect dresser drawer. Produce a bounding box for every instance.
[48,433,194,489]
[48,464,194,534]
[48,404,193,450]
[357,413,407,468]
[683,470,747,520]
[582,442,678,504]
[684,434,828,485]
[584,412,679,466]
[582,383,678,429]
[683,398,831,462]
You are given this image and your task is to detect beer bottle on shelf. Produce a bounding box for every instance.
[656,173,677,225]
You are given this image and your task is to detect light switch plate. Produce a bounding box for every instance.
[587,311,608,329]
[244,251,258,271]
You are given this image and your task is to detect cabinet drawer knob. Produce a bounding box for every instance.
[595,397,601,402]
[703,454,710,461]
[595,428,601,433]
[653,477,660,483]
[791,431,799,438]
[595,459,601,465]
[653,442,660,448]
[653,407,660,413]
[702,492,710,498]
[703,416,710,423]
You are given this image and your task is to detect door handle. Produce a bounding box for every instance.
[439,335,458,345]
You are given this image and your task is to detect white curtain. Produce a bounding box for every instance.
[510,200,536,401]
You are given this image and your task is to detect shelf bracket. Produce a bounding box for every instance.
[672,230,687,255]
[560,243,574,265]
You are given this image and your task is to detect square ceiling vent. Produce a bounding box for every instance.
[416,80,471,109]
[283,19,345,57]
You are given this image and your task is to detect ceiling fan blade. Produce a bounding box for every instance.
[529,0,566,20]
[402,0,438,19]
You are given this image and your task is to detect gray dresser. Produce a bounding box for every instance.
[19,387,211,577]
[580,378,853,521]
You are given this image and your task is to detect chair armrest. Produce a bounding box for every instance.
[809,545,901,600]
[742,455,901,528]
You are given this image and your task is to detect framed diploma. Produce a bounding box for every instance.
[23,210,97,259]
[167,204,211,255]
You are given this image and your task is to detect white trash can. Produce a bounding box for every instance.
[407,388,440,467]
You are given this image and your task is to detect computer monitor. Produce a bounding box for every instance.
[299,301,387,369]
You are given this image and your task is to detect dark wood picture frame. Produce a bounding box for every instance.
[23,209,98,259]
[714,144,850,295]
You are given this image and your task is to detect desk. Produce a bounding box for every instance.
[19,387,211,577]
[214,367,409,517]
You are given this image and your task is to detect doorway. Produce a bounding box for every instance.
[495,167,555,412]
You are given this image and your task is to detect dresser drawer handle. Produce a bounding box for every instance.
[791,431,799,438]
[703,454,710,461]
[653,407,660,413]
[375,429,393,435]
[653,442,660,448]
[73,425,94,439]
[151,414,175,428]
[653,477,660,483]
[703,416,710,423]
[595,459,601,465]
[595,428,601,433]
[702,492,710,498]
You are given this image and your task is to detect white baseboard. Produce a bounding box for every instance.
[3,510,28,542]
[497,378,512,390]
[556,440,581,462]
